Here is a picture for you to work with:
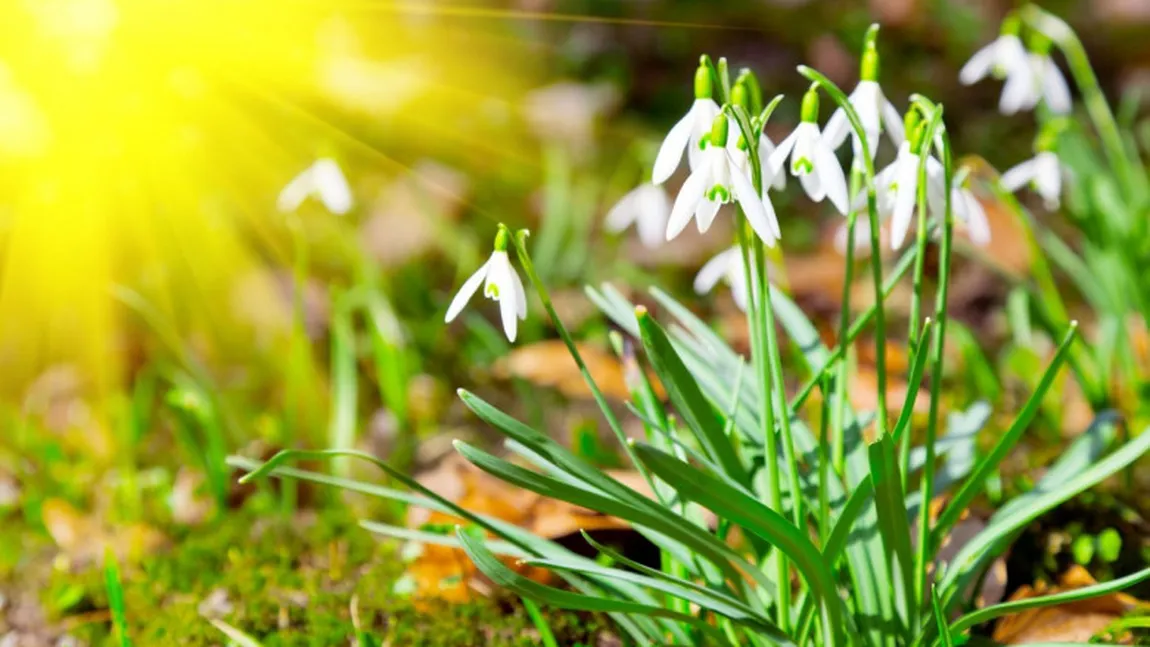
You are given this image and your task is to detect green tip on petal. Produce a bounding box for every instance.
[860,43,880,82]
[800,87,820,123]
[694,63,714,100]
[1001,12,1022,37]
[493,227,510,252]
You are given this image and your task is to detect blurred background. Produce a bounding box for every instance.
[3,0,1150,644]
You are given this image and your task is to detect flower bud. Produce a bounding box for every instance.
[800,87,820,123]
[694,59,714,100]
[709,113,730,148]
[493,227,510,252]
[860,43,880,82]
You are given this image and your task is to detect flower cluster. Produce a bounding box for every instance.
[443,13,1076,339]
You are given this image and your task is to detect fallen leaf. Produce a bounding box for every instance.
[993,565,1146,644]
[41,498,167,568]
[494,340,640,401]
[404,455,652,603]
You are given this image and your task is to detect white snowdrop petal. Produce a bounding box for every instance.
[799,168,825,202]
[729,156,779,245]
[881,100,906,146]
[822,108,851,150]
[959,42,999,85]
[652,112,695,184]
[1041,60,1072,115]
[277,171,312,212]
[890,153,921,248]
[961,189,992,246]
[813,140,849,214]
[488,255,519,342]
[604,188,639,232]
[767,130,799,178]
[313,159,353,214]
[1000,158,1038,191]
[510,264,528,320]
[666,171,707,240]
[695,198,721,233]
[444,261,490,323]
[635,185,670,248]
[694,250,732,295]
[999,69,1034,115]
[1035,153,1063,208]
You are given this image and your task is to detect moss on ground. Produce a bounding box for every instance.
[25,508,608,646]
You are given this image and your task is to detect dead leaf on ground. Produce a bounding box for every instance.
[495,339,661,402]
[360,161,469,267]
[404,454,653,604]
[41,498,167,568]
[993,565,1147,644]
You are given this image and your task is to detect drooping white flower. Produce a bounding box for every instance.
[1001,150,1063,210]
[653,60,721,184]
[950,179,992,246]
[444,230,527,342]
[767,88,849,215]
[822,43,906,162]
[667,114,781,246]
[1025,48,1071,115]
[959,15,1035,115]
[694,246,768,312]
[278,158,353,214]
[604,183,671,248]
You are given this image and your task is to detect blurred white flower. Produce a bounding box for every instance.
[653,61,720,184]
[278,158,353,214]
[694,247,752,311]
[768,89,849,215]
[959,16,1035,115]
[604,183,671,248]
[667,116,780,246]
[444,234,527,342]
[1001,150,1064,210]
[1024,50,1072,114]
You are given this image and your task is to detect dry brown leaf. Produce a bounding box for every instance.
[404,455,651,603]
[495,340,651,402]
[993,565,1146,644]
[41,498,167,568]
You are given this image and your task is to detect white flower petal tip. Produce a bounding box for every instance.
[1001,151,1063,211]
[278,158,354,215]
[652,99,720,184]
[444,251,527,342]
[693,247,763,313]
[605,183,671,248]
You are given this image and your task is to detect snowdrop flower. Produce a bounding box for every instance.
[881,118,933,249]
[694,247,753,311]
[959,15,1035,115]
[1018,32,1071,115]
[1000,133,1064,210]
[823,42,906,163]
[950,177,992,246]
[769,87,849,214]
[667,113,781,246]
[604,183,670,248]
[444,229,527,342]
[278,158,353,214]
[653,58,721,184]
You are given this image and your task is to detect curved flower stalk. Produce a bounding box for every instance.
[666,113,781,245]
[653,58,721,184]
[1001,125,1066,210]
[768,87,849,214]
[693,246,777,311]
[444,229,527,342]
[277,157,353,214]
[959,14,1035,115]
[604,183,671,248]
[823,39,905,164]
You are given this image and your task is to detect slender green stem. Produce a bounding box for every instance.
[791,239,921,414]
[818,373,832,544]
[505,227,656,494]
[834,167,863,477]
[1022,4,1132,194]
[798,65,888,440]
[914,129,954,618]
[903,108,945,491]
